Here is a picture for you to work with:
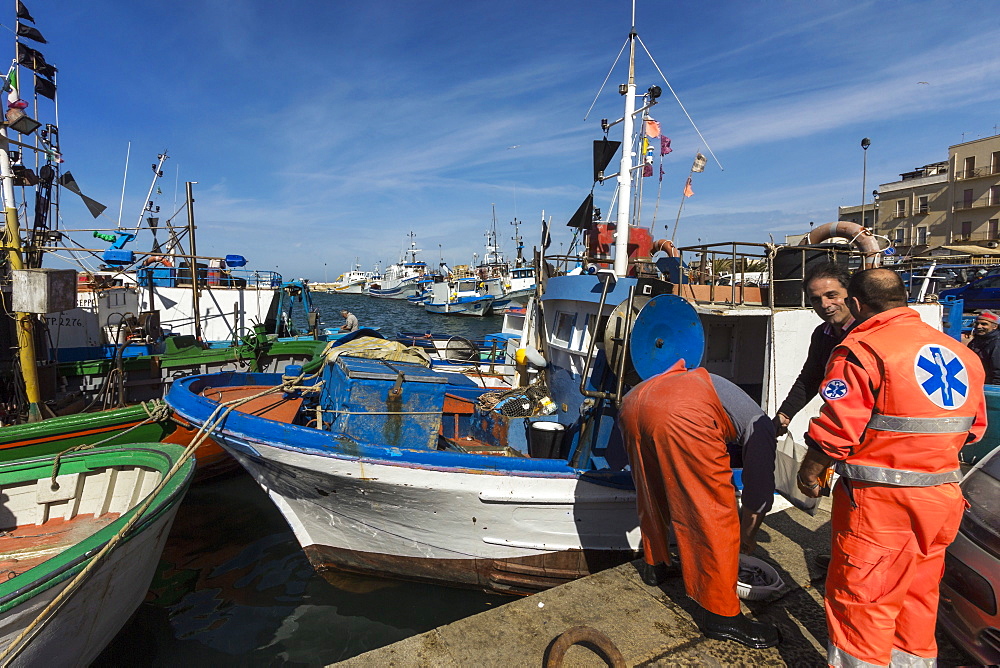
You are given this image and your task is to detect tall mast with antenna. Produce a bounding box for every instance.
[613,11,637,277]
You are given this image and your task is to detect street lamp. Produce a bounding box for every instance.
[861,138,871,231]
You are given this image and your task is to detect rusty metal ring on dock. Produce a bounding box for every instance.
[545,625,626,668]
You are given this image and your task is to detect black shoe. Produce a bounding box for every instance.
[814,554,831,571]
[699,610,781,649]
[637,561,676,586]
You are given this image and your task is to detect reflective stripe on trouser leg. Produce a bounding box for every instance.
[825,483,964,665]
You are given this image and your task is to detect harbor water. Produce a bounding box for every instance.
[95,291,511,666]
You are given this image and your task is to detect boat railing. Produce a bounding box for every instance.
[675,241,773,307]
[139,267,281,290]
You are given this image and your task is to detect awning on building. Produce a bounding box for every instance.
[921,244,1000,256]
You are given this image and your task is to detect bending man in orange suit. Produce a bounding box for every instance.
[618,358,780,649]
[798,268,986,667]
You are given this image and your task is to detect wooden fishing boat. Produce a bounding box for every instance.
[162,7,956,600]
[0,442,194,665]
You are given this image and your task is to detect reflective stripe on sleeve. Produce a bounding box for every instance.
[866,414,975,433]
[834,462,961,487]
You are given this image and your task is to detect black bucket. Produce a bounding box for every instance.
[529,421,566,459]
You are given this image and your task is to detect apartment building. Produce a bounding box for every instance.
[949,135,1000,245]
[837,134,1000,259]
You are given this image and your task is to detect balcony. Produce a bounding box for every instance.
[954,196,1000,211]
[956,164,1000,180]
[952,230,1000,243]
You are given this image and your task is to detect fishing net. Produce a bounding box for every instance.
[477,380,550,417]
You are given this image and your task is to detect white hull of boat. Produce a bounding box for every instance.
[424,297,494,316]
[333,283,365,294]
[225,440,641,593]
[0,506,179,666]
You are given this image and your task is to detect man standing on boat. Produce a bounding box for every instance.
[339,310,359,333]
[772,263,854,435]
[618,360,781,650]
[797,269,986,667]
[967,309,1000,384]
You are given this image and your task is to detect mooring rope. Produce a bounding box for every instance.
[0,374,318,665]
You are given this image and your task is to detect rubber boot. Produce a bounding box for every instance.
[637,561,679,586]
[698,608,781,649]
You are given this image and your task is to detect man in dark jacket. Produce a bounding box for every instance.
[968,310,1000,384]
[773,262,854,434]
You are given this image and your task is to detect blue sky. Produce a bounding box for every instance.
[18,0,1000,281]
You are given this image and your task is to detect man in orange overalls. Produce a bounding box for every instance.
[798,268,986,667]
[618,359,780,649]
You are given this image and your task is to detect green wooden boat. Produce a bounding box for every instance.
[0,442,194,665]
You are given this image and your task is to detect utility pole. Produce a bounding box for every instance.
[1,146,42,422]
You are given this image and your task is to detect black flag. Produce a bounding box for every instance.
[16,23,46,43]
[17,43,56,78]
[34,76,55,100]
[593,139,621,182]
[565,193,595,229]
[59,171,107,219]
[16,1,34,22]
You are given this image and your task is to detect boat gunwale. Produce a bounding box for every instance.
[166,373,633,485]
[0,444,195,613]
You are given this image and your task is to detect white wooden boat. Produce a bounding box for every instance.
[0,443,194,665]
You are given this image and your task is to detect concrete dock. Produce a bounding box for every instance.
[335,502,972,667]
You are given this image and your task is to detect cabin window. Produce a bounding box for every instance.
[552,311,577,346]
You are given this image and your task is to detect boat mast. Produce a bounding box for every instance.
[613,14,638,278]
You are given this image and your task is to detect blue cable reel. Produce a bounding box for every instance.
[627,293,705,384]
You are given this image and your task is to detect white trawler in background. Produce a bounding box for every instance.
[365,232,428,299]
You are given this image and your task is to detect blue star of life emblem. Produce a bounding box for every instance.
[822,379,849,400]
[914,344,968,410]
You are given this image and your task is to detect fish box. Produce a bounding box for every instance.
[321,357,447,449]
[139,267,175,287]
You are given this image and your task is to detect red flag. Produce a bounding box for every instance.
[660,136,672,156]
[643,164,653,177]
[683,177,693,198]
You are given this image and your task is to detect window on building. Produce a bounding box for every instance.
[917,195,929,214]
[964,156,976,178]
[964,189,974,209]
[916,227,927,245]
[896,199,906,217]
[991,186,1000,206]
[894,228,905,243]
[961,221,973,239]
[990,219,999,240]
[993,151,1000,175]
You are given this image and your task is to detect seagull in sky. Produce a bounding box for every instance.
[507,145,521,150]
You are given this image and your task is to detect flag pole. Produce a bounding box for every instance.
[670,152,705,243]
